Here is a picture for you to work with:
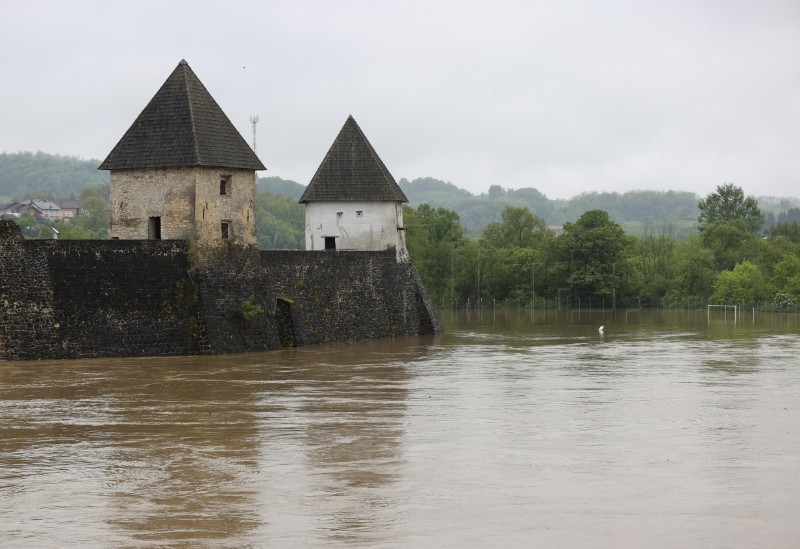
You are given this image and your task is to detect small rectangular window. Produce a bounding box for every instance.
[221,221,230,240]
[220,175,231,196]
[356,210,363,217]
[148,216,161,240]
[337,212,343,218]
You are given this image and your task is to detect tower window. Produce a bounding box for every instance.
[221,221,231,240]
[148,216,161,240]
[220,175,231,195]
[356,210,363,217]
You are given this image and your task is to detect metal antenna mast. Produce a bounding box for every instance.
[249,115,259,153]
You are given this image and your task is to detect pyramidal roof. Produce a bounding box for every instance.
[299,116,407,203]
[99,59,265,171]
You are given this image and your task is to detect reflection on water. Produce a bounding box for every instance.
[2,312,799,548]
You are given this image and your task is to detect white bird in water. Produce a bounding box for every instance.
[598,325,605,335]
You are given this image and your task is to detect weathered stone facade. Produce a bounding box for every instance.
[100,60,264,248]
[0,220,441,360]
[109,166,256,246]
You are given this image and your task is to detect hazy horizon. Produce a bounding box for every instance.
[3,149,800,204]
[4,1,800,201]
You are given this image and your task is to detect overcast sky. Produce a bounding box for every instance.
[3,0,799,199]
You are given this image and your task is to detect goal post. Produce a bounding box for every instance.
[707,304,738,323]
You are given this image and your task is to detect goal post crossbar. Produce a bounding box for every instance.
[707,304,738,323]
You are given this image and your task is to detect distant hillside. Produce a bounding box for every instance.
[257,176,305,199]
[0,152,108,200]
[397,177,701,233]
[5,152,798,238]
[399,177,472,204]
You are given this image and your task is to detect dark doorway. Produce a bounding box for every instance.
[148,216,161,240]
[324,236,336,250]
[276,297,296,347]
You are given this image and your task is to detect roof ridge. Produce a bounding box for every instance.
[182,62,201,165]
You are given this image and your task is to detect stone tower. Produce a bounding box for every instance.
[99,59,265,247]
[300,115,409,261]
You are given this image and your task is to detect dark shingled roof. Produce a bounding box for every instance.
[299,115,407,203]
[99,59,265,171]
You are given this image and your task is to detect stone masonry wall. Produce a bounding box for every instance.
[0,221,203,359]
[257,250,441,346]
[192,247,441,354]
[109,166,256,247]
[109,167,197,240]
[0,220,441,360]
[193,167,256,246]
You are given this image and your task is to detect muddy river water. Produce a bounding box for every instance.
[2,309,799,547]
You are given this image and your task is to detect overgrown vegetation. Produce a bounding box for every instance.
[406,184,800,311]
[238,296,265,321]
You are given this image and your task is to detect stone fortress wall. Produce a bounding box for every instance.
[0,220,441,360]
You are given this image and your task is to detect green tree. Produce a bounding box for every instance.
[254,192,304,249]
[405,204,466,304]
[481,205,549,249]
[630,224,675,302]
[772,255,800,301]
[477,205,554,302]
[480,246,539,301]
[54,221,94,239]
[768,221,800,244]
[74,183,110,238]
[37,221,57,239]
[711,261,769,304]
[699,219,752,270]
[697,184,765,270]
[668,235,718,301]
[698,183,764,234]
[15,212,39,238]
[549,210,636,305]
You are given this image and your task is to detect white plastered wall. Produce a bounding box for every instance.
[304,201,408,261]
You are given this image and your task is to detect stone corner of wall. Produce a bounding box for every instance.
[0,219,25,243]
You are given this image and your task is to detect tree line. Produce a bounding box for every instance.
[406,184,800,310]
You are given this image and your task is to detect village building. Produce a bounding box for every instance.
[99,59,264,247]
[56,199,81,221]
[300,115,409,261]
[1,198,62,222]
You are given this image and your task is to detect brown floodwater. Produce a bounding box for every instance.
[1,309,799,548]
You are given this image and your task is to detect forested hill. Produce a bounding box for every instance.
[399,177,700,230]
[258,176,305,199]
[261,175,702,234]
[4,152,798,236]
[0,152,109,200]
